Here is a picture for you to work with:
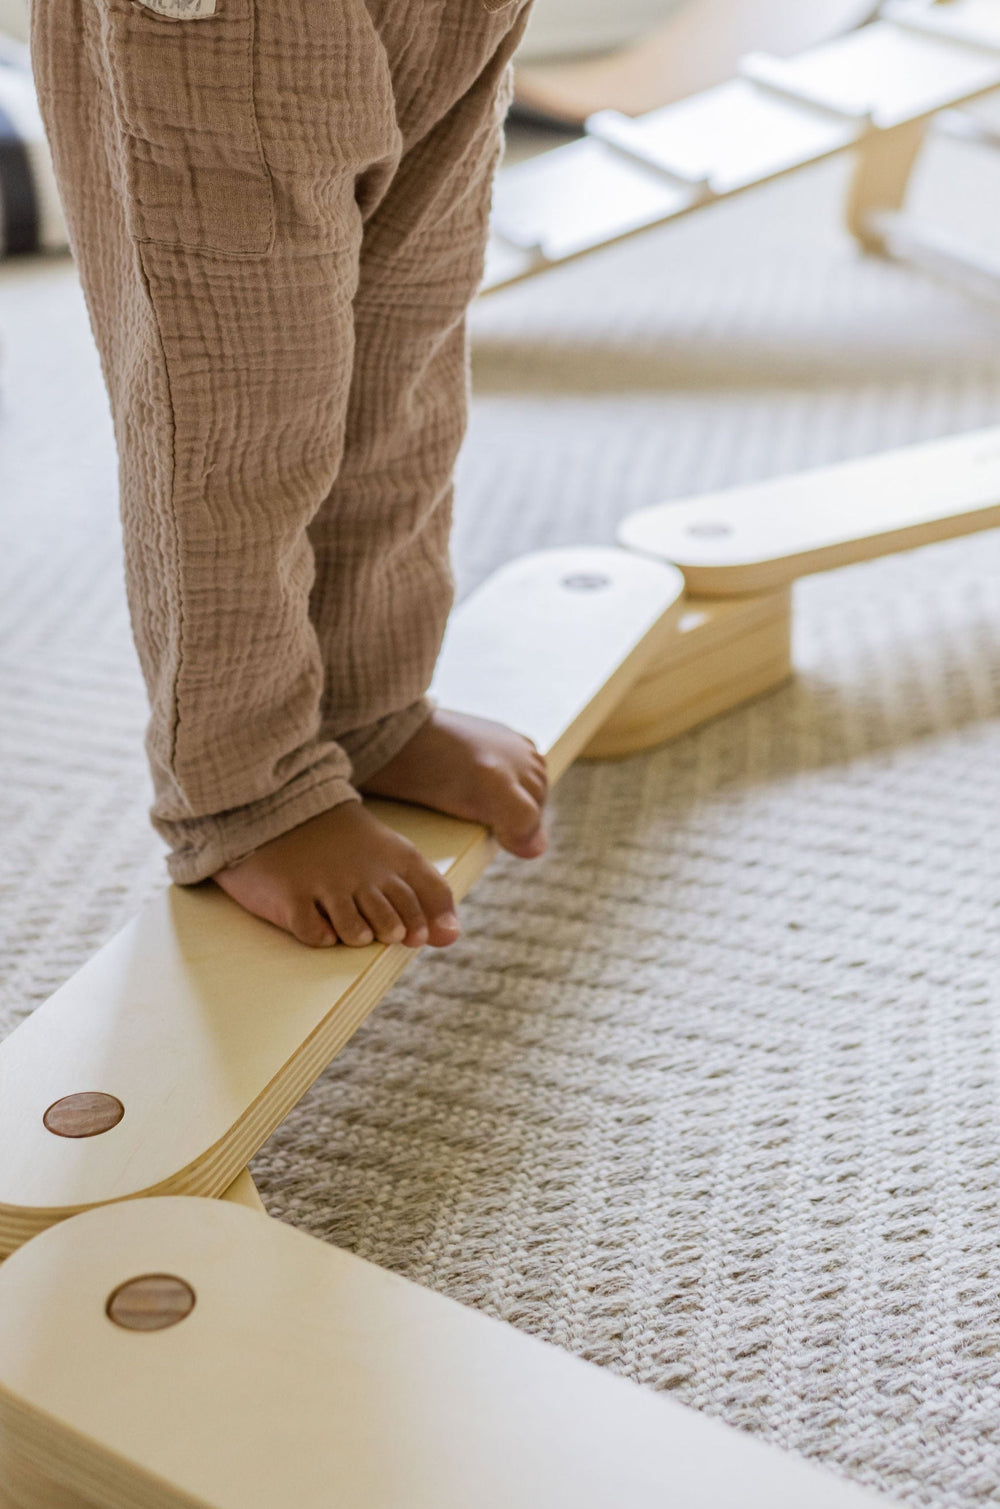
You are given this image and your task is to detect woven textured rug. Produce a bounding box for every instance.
[3,133,1000,1507]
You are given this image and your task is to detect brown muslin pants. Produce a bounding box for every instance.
[30,0,530,882]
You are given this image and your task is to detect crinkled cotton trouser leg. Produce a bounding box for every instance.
[30,0,531,883]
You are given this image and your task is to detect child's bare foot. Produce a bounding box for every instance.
[360,709,548,860]
[213,802,461,950]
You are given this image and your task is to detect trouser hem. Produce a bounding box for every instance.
[165,769,360,886]
[341,696,435,787]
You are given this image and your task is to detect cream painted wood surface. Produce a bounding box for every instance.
[489,136,696,264]
[619,425,1000,596]
[0,549,684,1257]
[732,22,1000,128]
[883,0,1000,53]
[583,589,792,757]
[513,0,875,127]
[0,1198,897,1509]
[590,80,863,193]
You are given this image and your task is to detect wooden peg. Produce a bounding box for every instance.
[106,1275,196,1333]
[42,1094,124,1140]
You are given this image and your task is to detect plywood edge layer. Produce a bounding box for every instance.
[618,425,1000,594]
[0,1198,899,1509]
[666,502,1000,595]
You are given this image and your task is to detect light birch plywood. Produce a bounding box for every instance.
[218,1169,267,1215]
[619,425,1000,596]
[0,1443,105,1509]
[0,1197,897,1509]
[0,549,684,1257]
[845,117,928,252]
[583,590,793,758]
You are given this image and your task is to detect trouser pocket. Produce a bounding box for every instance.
[95,0,274,256]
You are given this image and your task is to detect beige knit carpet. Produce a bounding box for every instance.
[4,130,1000,1506]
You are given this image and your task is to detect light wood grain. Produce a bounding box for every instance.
[0,1443,105,1509]
[0,549,684,1257]
[584,590,792,758]
[845,117,927,252]
[619,425,1000,596]
[219,1169,267,1215]
[0,1197,897,1509]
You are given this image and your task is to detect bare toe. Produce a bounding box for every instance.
[290,902,338,949]
[481,770,545,857]
[381,876,429,947]
[324,896,375,948]
[355,886,408,947]
[406,864,460,947]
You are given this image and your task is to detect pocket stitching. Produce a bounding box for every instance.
[116,0,275,257]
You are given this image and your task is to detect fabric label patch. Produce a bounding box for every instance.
[135,0,217,18]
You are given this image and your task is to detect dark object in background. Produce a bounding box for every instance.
[0,40,68,257]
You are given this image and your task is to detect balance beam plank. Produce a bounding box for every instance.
[878,0,1000,57]
[0,1197,897,1509]
[0,549,683,1258]
[512,0,875,129]
[488,136,696,266]
[738,21,1000,128]
[587,79,859,195]
[619,425,1000,596]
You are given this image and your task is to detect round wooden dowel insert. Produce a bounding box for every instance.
[43,1092,125,1138]
[106,1275,196,1332]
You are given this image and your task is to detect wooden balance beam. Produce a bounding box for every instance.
[4,428,1000,1257]
[483,0,1000,295]
[0,1196,895,1509]
[2,425,999,1506]
[590,423,1000,756]
[0,547,685,1259]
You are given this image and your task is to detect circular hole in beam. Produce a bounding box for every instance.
[107,1274,197,1332]
[686,521,732,538]
[43,1092,125,1139]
